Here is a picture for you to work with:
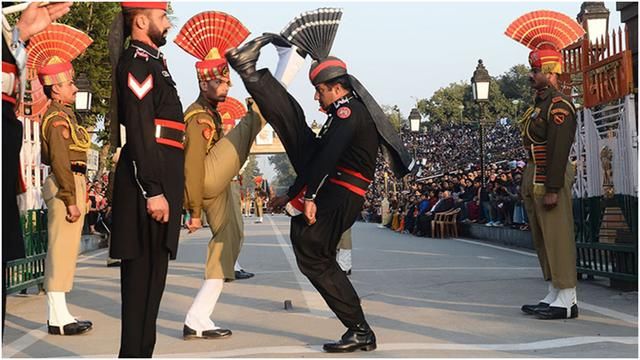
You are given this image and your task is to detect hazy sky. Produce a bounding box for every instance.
[161,0,622,179]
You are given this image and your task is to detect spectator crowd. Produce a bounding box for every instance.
[361,120,531,235]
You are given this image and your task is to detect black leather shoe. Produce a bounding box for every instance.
[225,34,274,79]
[183,324,232,340]
[534,304,579,320]
[322,323,376,353]
[47,320,92,335]
[235,269,255,280]
[521,302,549,315]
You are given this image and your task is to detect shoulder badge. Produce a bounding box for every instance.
[552,96,563,103]
[553,113,566,125]
[202,128,212,140]
[134,48,149,61]
[128,73,153,100]
[336,106,351,119]
[551,108,570,116]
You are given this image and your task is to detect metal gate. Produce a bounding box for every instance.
[4,210,48,294]
[571,95,638,287]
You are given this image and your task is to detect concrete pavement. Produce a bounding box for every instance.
[2,215,637,357]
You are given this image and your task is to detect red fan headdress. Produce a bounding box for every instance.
[27,24,93,86]
[217,96,246,127]
[174,11,250,82]
[505,10,585,74]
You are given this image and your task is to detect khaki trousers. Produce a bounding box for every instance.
[43,174,86,292]
[337,228,352,250]
[201,111,262,279]
[522,162,576,289]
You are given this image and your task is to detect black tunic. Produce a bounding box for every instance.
[2,38,25,262]
[110,40,184,260]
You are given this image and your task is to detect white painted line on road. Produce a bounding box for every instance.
[145,336,637,357]
[266,217,329,318]
[453,238,537,257]
[2,326,48,358]
[580,302,638,325]
[356,266,539,272]
[451,239,639,325]
[377,249,443,256]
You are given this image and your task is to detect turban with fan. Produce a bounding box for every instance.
[279,8,414,178]
[217,96,247,128]
[505,10,585,74]
[174,11,250,83]
[27,23,93,87]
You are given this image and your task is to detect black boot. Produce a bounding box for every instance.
[47,320,92,335]
[183,324,232,340]
[322,323,376,353]
[521,302,549,315]
[534,304,579,320]
[225,34,275,79]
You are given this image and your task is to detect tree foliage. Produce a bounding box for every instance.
[417,64,534,127]
[380,104,404,131]
[56,2,120,136]
[240,155,262,192]
[268,154,296,193]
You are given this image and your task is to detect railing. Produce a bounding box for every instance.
[574,196,638,287]
[4,209,48,294]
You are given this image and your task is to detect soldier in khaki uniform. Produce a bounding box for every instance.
[253,186,264,223]
[175,11,265,340]
[505,10,584,320]
[29,24,94,335]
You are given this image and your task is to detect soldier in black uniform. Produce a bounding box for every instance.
[226,34,413,352]
[2,1,72,333]
[109,2,184,357]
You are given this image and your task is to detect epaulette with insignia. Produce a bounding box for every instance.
[134,48,150,61]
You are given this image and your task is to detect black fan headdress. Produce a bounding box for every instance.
[280,7,343,61]
[279,8,415,178]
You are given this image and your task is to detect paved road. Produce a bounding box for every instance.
[2,215,637,357]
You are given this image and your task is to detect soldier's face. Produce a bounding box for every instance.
[314,83,341,110]
[145,10,171,47]
[203,78,229,103]
[53,80,78,105]
[528,68,551,90]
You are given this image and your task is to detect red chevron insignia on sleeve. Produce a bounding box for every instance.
[128,73,153,100]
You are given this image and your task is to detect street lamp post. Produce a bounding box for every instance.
[471,59,490,187]
[75,73,93,113]
[408,107,421,132]
[577,2,610,44]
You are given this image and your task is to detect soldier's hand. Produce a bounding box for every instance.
[187,217,202,233]
[303,199,317,226]
[16,2,73,41]
[65,205,81,223]
[147,194,170,223]
[543,192,559,210]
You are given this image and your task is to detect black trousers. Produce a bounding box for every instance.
[290,193,366,328]
[244,69,369,329]
[118,245,169,357]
